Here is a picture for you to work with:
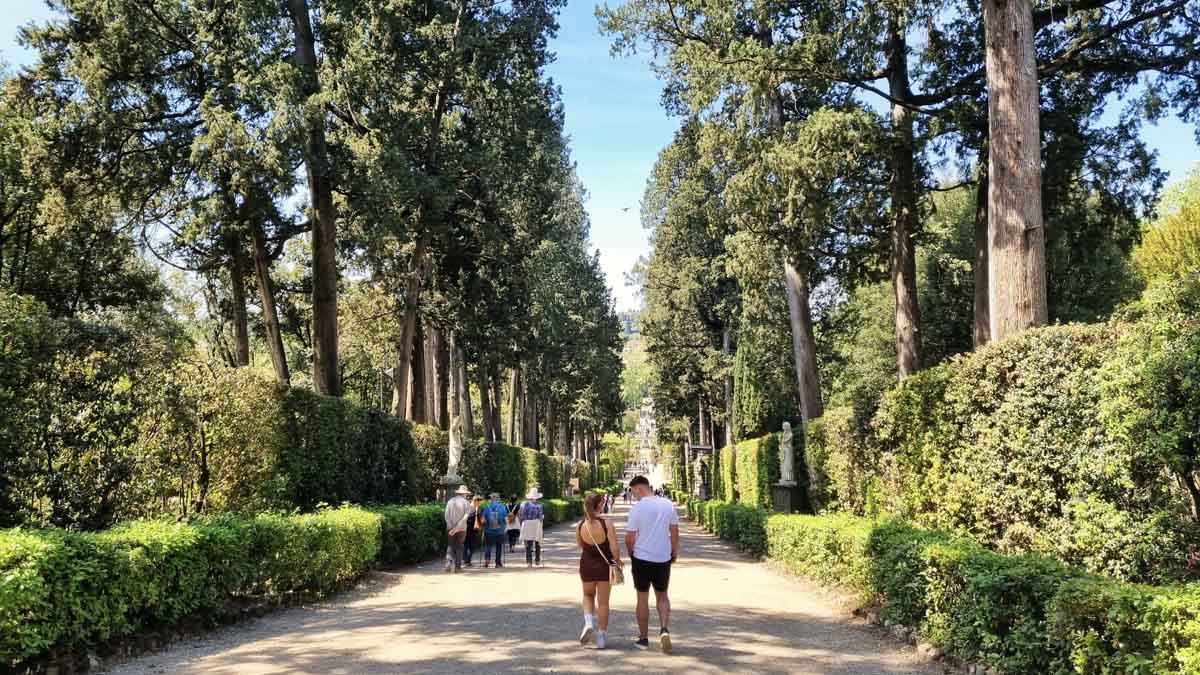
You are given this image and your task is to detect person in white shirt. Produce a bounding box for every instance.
[624,475,679,653]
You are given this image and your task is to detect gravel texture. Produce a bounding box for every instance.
[103,503,945,674]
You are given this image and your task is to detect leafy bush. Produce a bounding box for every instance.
[687,499,767,557]
[805,323,1200,583]
[458,442,572,501]
[735,433,780,509]
[756,513,1200,675]
[372,504,446,566]
[0,506,382,666]
[543,497,584,524]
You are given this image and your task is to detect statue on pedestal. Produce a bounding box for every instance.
[447,414,465,482]
[778,421,796,486]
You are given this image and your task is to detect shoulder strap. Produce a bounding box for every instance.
[581,518,613,566]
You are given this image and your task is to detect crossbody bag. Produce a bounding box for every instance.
[581,519,625,586]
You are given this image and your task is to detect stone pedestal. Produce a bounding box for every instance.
[771,481,802,514]
[437,474,464,503]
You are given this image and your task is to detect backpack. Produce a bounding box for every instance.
[487,504,501,530]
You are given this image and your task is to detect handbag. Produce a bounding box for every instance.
[582,519,625,586]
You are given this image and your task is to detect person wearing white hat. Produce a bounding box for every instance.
[444,485,472,573]
[518,487,545,567]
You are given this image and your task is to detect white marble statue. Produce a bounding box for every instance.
[779,421,796,486]
[447,414,464,480]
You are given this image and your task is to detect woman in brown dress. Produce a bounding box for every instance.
[576,492,623,649]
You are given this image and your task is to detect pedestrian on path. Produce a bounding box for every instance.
[481,492,509,568]
[464,496,483,567]
[443,485,473,573]
[506,496,521,552]
[577,492,623,650]
[625,475,679,653]
[519,488,545,567]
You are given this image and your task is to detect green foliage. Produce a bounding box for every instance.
[734,434,780,510]
[0,506,381,666]
[371,504,446,567]
[1135,166,1200,286]
[458,442,577,501]
[543,497,584,525]
[806,324,1200,583]
[756,513,1200,675]
[717,444,737,502]
[689,499,768,557]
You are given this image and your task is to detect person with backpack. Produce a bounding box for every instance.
[481,492,509,568]
[506,495,521,552]
[464,496,483,567]
[519,488,545,567]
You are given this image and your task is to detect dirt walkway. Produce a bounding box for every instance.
[104,502,943,674]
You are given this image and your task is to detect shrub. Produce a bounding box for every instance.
[717,444,737,502]
[0,506,382,666]
[372,504,446,566]
[543,497,584,524]
[735,433,780,509]
[458,442,572,501]
[754,513,1200,675]
[687,499,767,557]
[805,323,1200,583]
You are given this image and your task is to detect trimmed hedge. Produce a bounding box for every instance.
[459,441,568,501]
[759,514,1200,675]
[0,506,382,666]
[687,499,768,558]
[372,504,445,566]
[735,433,780,510]
[543,497,584,524]
[804,324,1200,584]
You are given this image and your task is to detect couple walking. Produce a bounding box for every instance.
[576,475,678,653]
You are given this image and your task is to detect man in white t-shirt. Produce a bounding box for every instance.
[624,475,679,653]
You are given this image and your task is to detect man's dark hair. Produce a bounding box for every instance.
[629,475,650,488]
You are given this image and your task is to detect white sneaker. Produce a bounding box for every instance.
[595,631,607,650]
[580,618,595,645]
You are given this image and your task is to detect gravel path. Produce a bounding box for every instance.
[104,503,944,674]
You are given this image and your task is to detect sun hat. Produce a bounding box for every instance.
[455,485,472,495]
[489,491,501,500]
[525,487,543,500]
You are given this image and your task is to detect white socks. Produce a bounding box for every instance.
[584,613,595,627]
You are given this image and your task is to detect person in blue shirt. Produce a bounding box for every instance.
[481,492,510,568]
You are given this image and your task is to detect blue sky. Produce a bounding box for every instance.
[4,0,1198,312]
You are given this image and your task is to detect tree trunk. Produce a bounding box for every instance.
[437,330,450,430]
[478,363,494,443]
[698,401,709,447]
[458,348,473,439]
[226,232,251,368]
[448,331,462,443]
[984,0,1048,340]
[424,326,440,426]
[491,366,503,443]
[783,259,825,421]
[888,14,923,379]
[973,158,992,347]
[545,399,556,455]
[410,319,427,423]
[391,240,427,417]
[287,0,339,396]
[249,219,290,385]
[508,367,522,446]
[723,327,734,448]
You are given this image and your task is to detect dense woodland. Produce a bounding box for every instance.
[0,0,625,529]
[606,0,1200,584]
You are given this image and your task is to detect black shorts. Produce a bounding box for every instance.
[631,556,672,593]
